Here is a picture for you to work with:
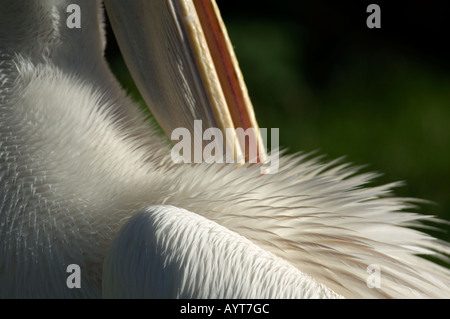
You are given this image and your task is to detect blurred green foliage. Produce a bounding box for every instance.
[105,1,450,243]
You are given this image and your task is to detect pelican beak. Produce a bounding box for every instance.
[104,0,266,163]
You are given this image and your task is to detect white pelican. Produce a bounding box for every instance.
[1,0,450,298]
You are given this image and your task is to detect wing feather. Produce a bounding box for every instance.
[102,205,342,299]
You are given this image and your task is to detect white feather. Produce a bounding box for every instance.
[103,205,342,298]
[1,0,450,298]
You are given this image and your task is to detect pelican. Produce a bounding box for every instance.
[1,0,450,299]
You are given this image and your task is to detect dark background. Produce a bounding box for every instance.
[105,1,450,244]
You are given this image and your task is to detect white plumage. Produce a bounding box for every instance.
[1,0,450,298]
[103,205,342,298]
